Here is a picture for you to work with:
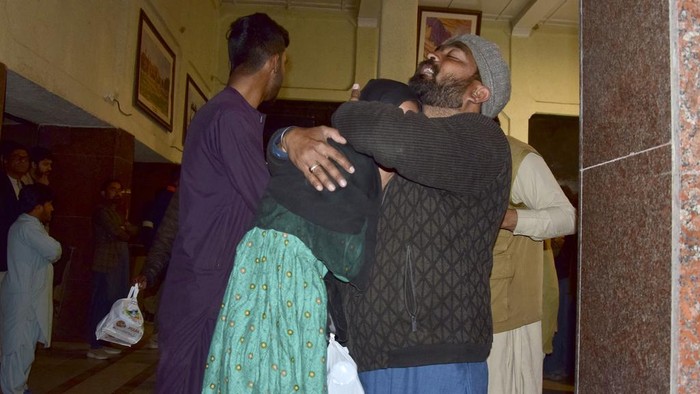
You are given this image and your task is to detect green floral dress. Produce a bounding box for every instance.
[202,227,329,393]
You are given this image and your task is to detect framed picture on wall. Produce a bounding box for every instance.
[134,9,176,131]
[0,62,6,124]
[182,74,208,145]
[417,7,482,64]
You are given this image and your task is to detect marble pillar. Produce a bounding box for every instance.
[38,126,134,341]
[676,1,700,393]
[580,0,699,392]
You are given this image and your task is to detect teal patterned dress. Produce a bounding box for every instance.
[203,227,329,393]
[202,140,381,394]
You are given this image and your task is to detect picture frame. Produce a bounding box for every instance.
[134,9,176,131]
[417,7,482,64]
[182,74,208,145]
[0,63,6,122]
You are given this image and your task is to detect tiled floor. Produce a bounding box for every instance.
[543,379,575,393]
[28,340,157,393]
[26,327,574,393]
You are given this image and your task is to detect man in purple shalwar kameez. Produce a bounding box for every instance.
[155,14,290,393]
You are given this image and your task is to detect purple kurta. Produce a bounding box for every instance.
[156,87,269,393]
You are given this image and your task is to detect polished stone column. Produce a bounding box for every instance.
[675,1,700,393]
[580,1,699,392]
[38,126,134,341]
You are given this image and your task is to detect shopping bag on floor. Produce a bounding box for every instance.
[95,285,144,346]
[327,333,364,394]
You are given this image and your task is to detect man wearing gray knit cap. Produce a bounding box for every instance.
[420,34,511,119]
[422,34,575,394]
[279,34,512,393]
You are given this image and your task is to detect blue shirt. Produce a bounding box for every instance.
[1,213,62,350]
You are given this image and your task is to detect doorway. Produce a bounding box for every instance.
[528,114,579,387]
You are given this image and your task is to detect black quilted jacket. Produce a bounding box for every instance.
[331,101,511,370]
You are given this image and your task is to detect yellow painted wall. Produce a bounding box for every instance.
[218,4,379,102]
[0,0,220,163]
[482,23,580,141]
[377,0,418,81]
[0,0,578,162]
[219,4,579,143]
[363,14,580,142]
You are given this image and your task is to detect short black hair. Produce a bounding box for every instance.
[227,13,289,75]
[101,179,122,192]
[19,183,54,213]
[30,146,53,164]
[1,140,28,162]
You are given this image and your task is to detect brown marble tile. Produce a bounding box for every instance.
[53,278,92,342]
[115,128,135,163]
[39,126,120,158]
[676,1,700,392]
[30,126,136,342]
[51,155,117,216]
[51,217,93,272]
[581,1,672,168]
[131,162,180,223]
[579,145,672,392]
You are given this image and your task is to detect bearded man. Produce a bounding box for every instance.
[154,13,289,394]
[27,146,53,186]
[278,34,512,393]
[0,184,61,394]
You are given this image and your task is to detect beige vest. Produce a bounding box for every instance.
[491,136,557,333]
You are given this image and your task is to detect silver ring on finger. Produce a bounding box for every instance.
[309,163,321,173]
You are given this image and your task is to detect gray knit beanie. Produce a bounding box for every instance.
[442,34,511,118]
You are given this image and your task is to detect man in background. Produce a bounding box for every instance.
[0,142,31,289]
[0,184,62,394]
[134,168,179,350]
[133,190,179,350]
[86,179,138,360]
[155,13,289,393]
[488,136,576,393]
[25,146,53,186]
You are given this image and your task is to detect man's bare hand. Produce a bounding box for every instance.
[500,208,518,232]
[133,274,148,289]
[282,126,354,191]
[350,83,360,101]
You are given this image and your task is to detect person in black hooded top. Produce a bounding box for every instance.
[202,79,420,394]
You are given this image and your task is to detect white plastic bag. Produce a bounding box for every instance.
[95,285,144,346]
[327,333,364,394]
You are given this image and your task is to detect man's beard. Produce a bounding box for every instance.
[408,60,470,108]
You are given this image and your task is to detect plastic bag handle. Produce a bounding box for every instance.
[127,284,139,299]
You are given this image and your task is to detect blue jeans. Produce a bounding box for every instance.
[359,362,488,394]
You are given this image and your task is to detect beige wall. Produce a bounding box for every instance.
[221,3,579,143]
[219,4,380,102]
[377,0,418,81]
[0,0,220,163]
[0,0,579,162]
[487,23,580,141]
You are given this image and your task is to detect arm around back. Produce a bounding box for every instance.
[331,101,511,196]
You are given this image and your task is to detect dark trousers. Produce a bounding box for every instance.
[88,263,129,348]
